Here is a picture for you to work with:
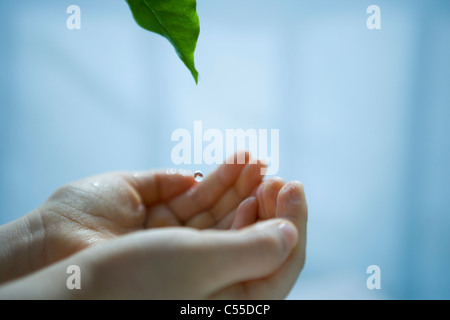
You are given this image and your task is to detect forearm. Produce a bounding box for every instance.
[0,210,46,284]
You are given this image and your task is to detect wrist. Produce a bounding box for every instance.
[0,253,93,300]
[24,208,48,271]
[0,209,46,284]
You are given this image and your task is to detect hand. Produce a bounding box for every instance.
[0,181,307,300]
[85,179,307,300]
[0,151,308,299]
[7,152,266,279]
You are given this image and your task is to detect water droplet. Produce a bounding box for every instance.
[194,170,204,182]
[167,169,177,175]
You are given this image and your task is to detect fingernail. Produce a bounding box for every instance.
[282,182,303,204]
[277,221,298,251]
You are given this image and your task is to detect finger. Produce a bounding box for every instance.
[145,204,182,228]
[230,178,285,230]
[122,170,197,206]
[219,183,262,230]
[231,196,258,229]
[196,219,298,294]
[210,160,266,221]
[211,181,308,299]
[276,181,308,230]
[168,151,250,222]
[213,208,237,230]
[256,177,286,220]
[185,160,266,229]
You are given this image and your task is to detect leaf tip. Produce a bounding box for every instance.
[192,70,199,85]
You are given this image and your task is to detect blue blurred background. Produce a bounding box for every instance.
[0,0,449,299]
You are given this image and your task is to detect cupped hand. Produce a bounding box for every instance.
[31,152,267,270]
[87,178,308,300]
[5,181,306,300]
[14,151,308,299]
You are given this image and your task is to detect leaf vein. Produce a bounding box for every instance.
[142,0,190,65]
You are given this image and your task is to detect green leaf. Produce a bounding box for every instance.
[126,0,200,84]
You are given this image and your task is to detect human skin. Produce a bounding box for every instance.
[0,152,308,299]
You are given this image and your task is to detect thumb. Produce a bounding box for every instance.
[199,219,298,291]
